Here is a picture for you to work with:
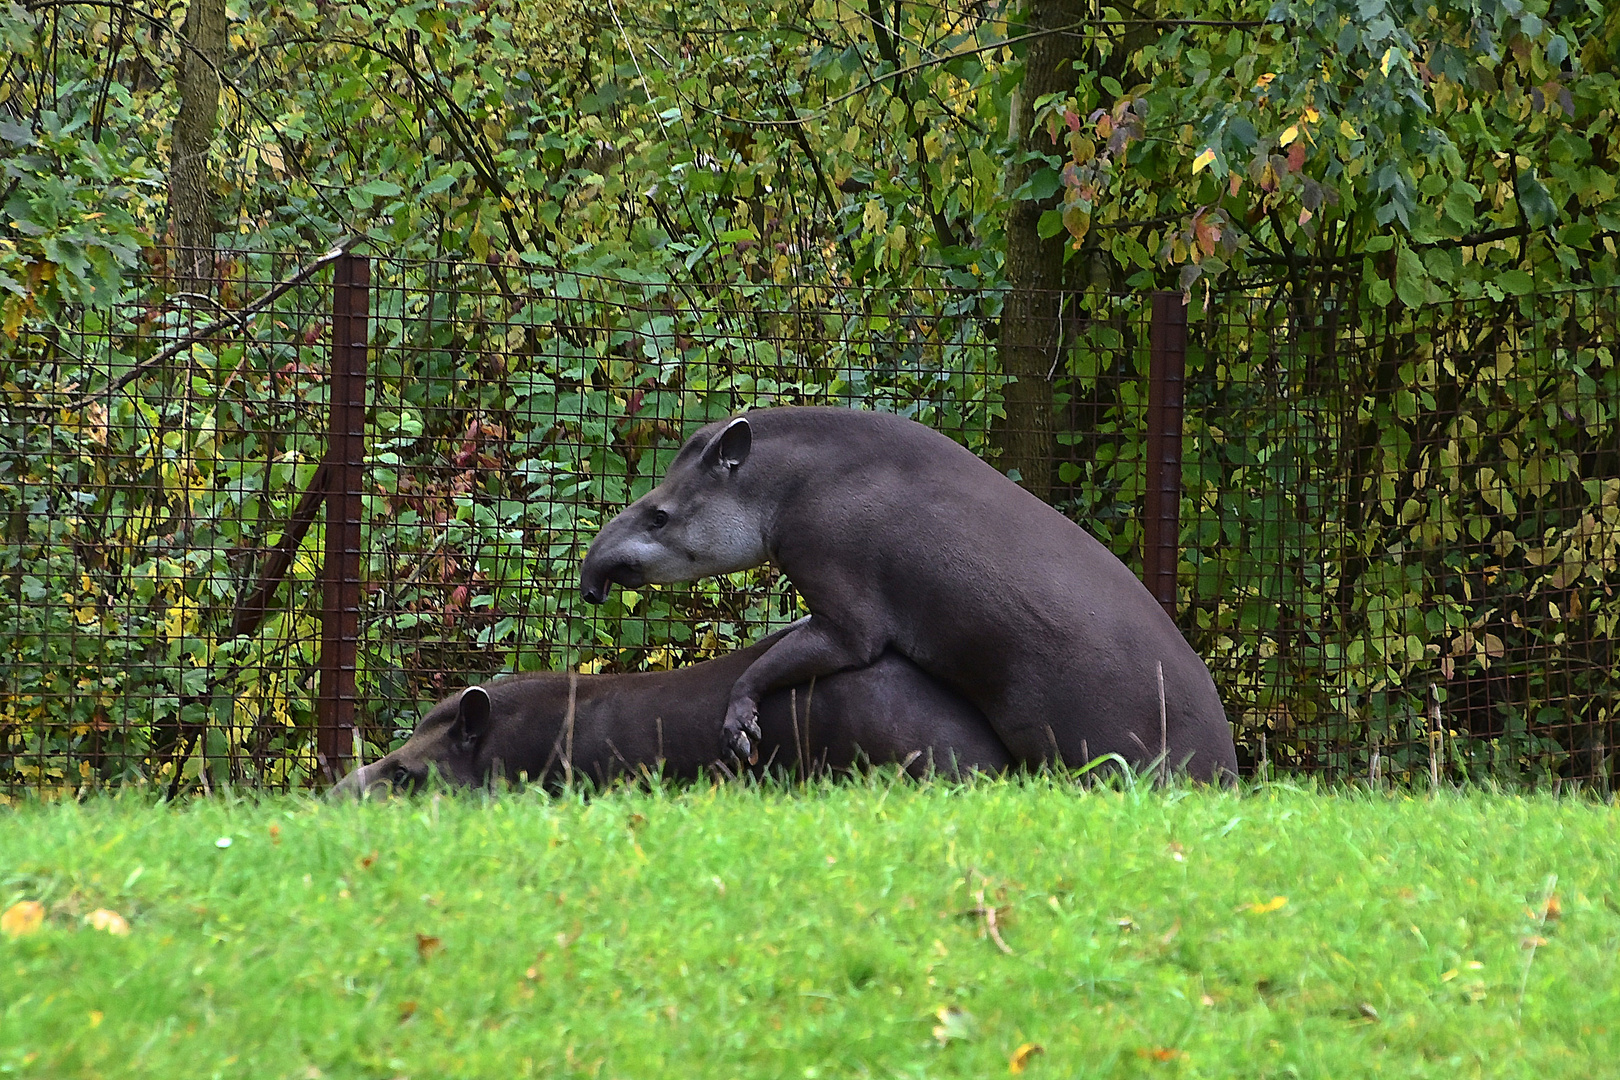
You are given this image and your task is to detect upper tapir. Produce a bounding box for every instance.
[578,406,1238,781]
[331,628,1011,796]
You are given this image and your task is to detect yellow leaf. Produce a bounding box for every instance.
[1340,119,1359,139]
[1381,47,1400,75]
[86,908,129,936]
[89,1010,104,1028]
[1009,1042,1045,1073]
[1255,72,1276,87]
[1279,125,1300,147]
[2,900,45,937]
[1248,895,1289,914]
[1303,107,1320,123]
[2,298,25,339]
[1191,148,1217,173]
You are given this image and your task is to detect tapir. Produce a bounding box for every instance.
[578,406,1238,781]
[331,629,1012,796]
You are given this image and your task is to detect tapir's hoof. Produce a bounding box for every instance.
[723,707,762,765]
[724,726,758,764]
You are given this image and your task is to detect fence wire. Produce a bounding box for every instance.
[2,251,1615,792]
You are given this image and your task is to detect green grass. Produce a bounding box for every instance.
[2,778,1616,1078]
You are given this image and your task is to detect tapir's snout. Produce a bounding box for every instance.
[329,762,385,800]
[579,549,645,604]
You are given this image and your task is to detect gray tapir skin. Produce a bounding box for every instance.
[578,406,1238,781]
[331,632,1011,796]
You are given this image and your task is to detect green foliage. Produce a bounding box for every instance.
[1049,0,1620,301]
[1172,290,1618,782]
[3,783,1618,1075]
[0,6,155,336]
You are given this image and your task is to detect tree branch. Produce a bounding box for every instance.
[52,239,358,411]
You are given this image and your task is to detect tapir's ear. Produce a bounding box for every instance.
[706,416,751,470]
[454,686,491,744]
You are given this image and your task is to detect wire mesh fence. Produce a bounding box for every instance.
[2,250,1615,793]
[1184,288,1619,786]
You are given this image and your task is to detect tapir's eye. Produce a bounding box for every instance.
[391,765,412,788]
[650,509,669,528]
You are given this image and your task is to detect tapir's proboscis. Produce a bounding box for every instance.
[578,406,1238,781]
[331,631,1011,796]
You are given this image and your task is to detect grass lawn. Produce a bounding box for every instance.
[2,778,1616,1078]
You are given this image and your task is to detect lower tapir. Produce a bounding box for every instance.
[331,630,1011,796]
[578,406,1238,781]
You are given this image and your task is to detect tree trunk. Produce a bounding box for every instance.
[168,0,226,292]
[994,0,1087,502]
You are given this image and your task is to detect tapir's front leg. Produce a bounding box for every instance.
[724,618,886,762]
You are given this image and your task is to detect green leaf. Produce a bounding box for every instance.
[1496,269,1535,296]
[1558,222,1594,248]
[1394,246,1428,308]
[1516,171,1557,228]
[421,172,459,196]
[1442,188,1477,230]
[1024,166,1062,202]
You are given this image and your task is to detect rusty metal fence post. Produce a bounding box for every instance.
[317,253,369,783]
[1142,290,1187,620]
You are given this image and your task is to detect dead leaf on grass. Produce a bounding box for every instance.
[397,1000,418,1023]
[970,887,1014,954]
[1244,896,1289,914]
[1009,1042,1044,1072]
[416,934,443,960]
[85,908,129,936]
[1136,1047,1185,1062]
[1,900,44,938]
[932,1005,977,1045]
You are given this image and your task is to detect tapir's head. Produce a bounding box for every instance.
[580,416,770,603]
[330,685,494,798]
